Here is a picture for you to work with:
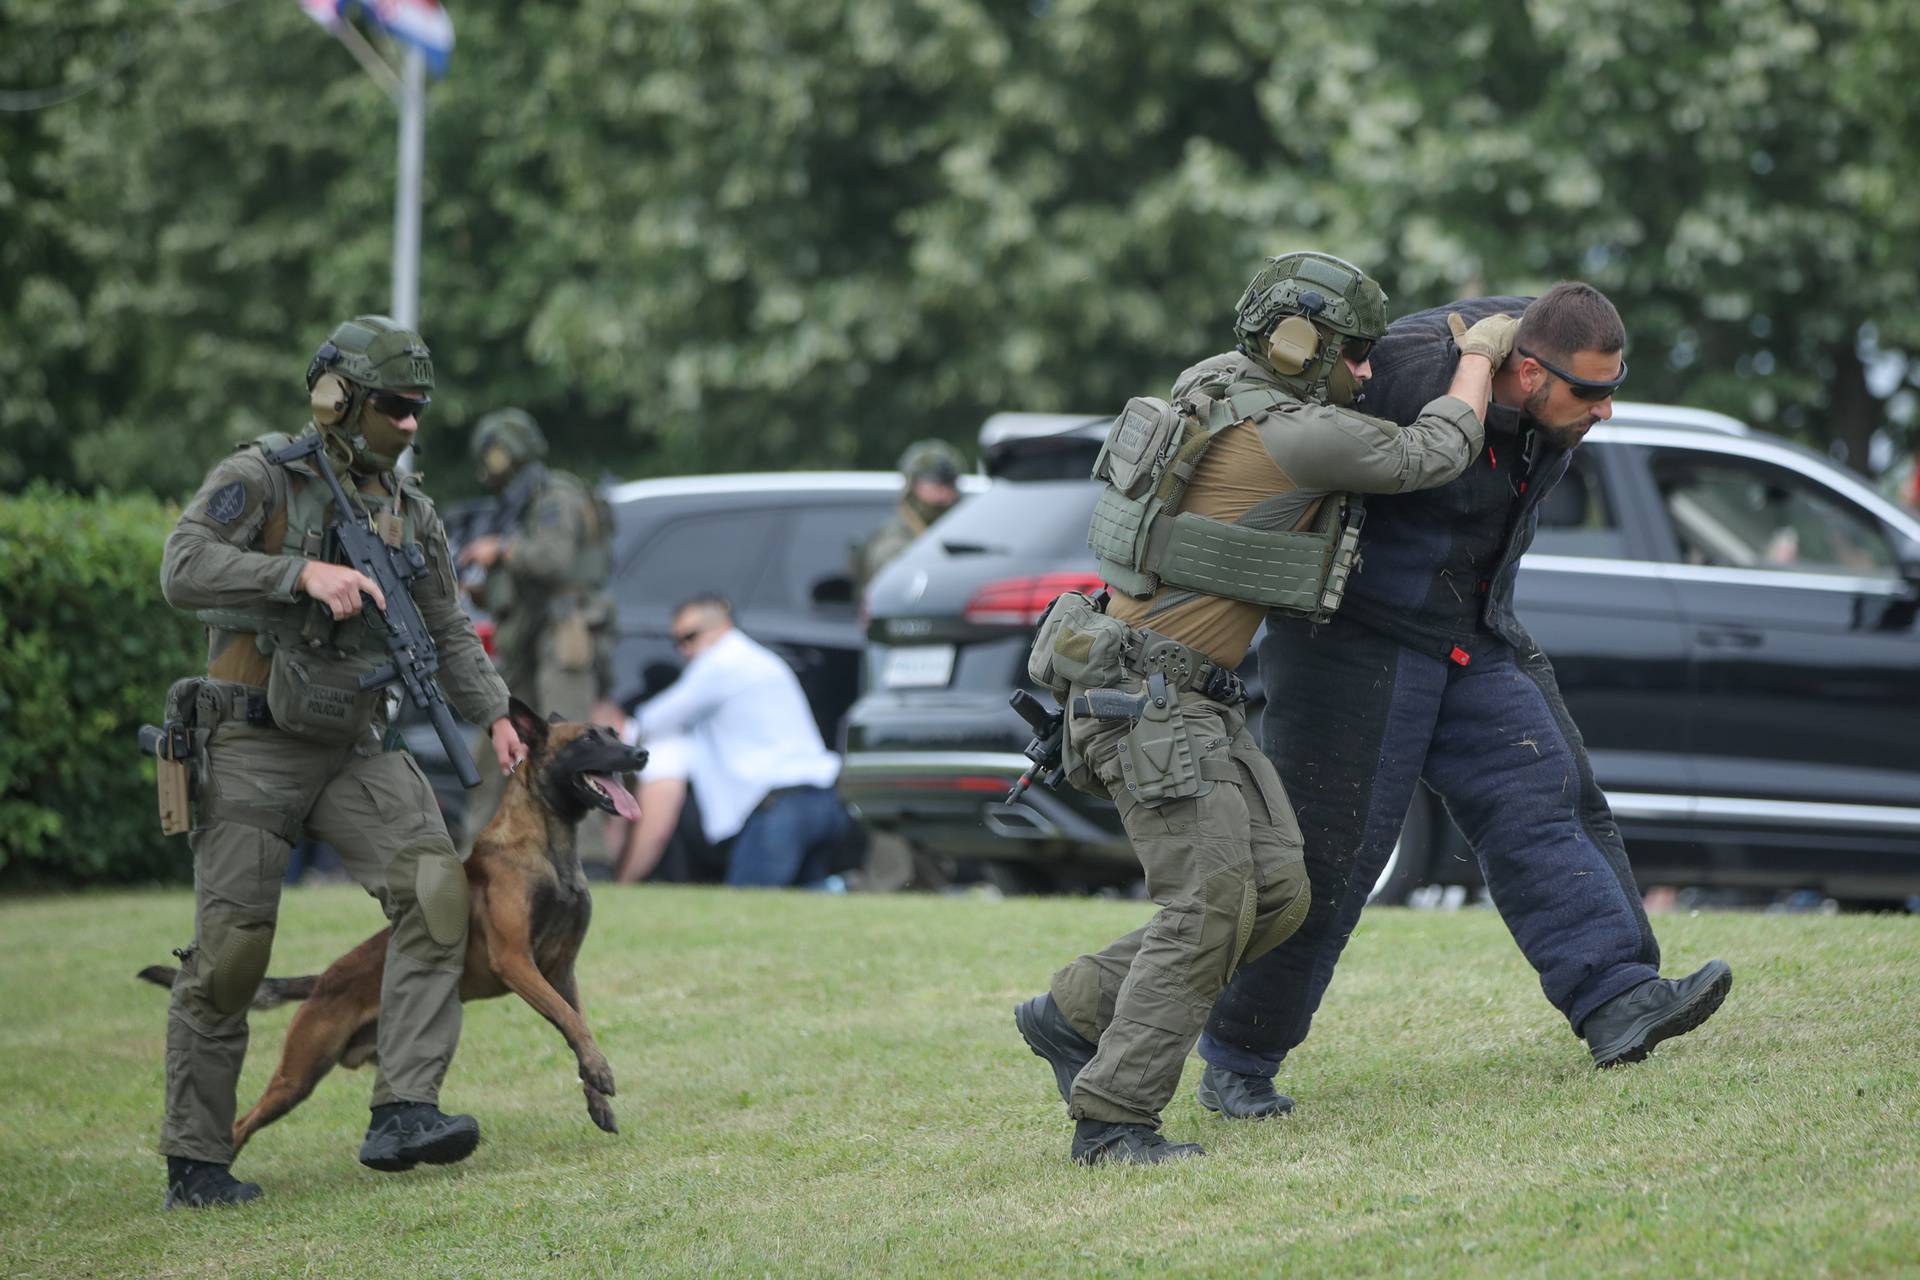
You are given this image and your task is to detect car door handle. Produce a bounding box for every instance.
[1696,626,1764,650]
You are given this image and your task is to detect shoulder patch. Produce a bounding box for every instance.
[206,481,248,524]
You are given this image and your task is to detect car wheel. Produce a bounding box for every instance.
[1369,790,1435,906]
[982,860,1056,897]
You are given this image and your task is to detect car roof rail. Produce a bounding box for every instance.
[1604,401,1749,436]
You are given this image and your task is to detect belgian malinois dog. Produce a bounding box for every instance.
[140,699,647,1154]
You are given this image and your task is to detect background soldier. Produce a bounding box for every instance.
[458,408,614,722]
[853,438,965,588]
[1015,251,1508,1165]
[456,408,615,852]
[156,316,526,1209]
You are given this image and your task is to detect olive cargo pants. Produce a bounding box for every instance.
[160,699,469,1165]
[1050,694,1311,1128]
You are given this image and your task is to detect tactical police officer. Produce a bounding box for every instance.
[457,408,614,725]
[1194,286,1732,1115]
[1015,251,1512,1165]
[853,438,966,588]
[157,316,527,1208]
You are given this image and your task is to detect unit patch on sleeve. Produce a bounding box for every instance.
[206,481,248,524]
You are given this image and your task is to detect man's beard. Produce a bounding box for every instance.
[1524,382,1597,450]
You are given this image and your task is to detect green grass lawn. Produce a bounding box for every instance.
[0,886,1915,1279]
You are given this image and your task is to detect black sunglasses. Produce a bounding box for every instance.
[1516,346,1627,402]
[1341,335,1376,363]
[672,628,705,647]
[368,390,431,421]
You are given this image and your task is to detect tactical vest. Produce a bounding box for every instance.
[1086,380,1365,621]
[194,431,425,659]
[488,469,608,610]
[548,469,613,594]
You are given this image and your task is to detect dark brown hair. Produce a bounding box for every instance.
[1516,282,1626,363]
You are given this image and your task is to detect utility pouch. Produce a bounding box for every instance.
[1090,397,1183,498]
[552,609,593,671]
[265,648,381,745]
[1114,672,1207,808]
[1026,591,1131,698]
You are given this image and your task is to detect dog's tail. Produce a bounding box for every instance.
[135,965,319,1010]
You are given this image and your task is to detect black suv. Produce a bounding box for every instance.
[841,405,1920,904]
[405,471,940,839]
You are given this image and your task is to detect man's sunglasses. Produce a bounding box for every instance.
[1341,335,1375,363]
[368,390,431,421]
[1517,346,1627,402]
[672,628,706,648]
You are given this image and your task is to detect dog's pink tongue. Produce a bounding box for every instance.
[590,774,642,821]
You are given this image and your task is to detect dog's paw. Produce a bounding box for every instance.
[579,1053,616,1098]
[584,1088,618,1135]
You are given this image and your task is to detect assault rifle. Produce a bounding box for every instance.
[271,435,481,788]
[443,461,544,595]
[1005,689,1065,804]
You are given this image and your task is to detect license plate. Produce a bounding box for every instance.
[882,645,955,689]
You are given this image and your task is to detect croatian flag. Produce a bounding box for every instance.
[299,0,456,76]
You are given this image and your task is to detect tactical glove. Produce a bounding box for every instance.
[1447,312,1520,365]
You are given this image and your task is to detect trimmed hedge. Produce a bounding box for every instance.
[1,486,204,884]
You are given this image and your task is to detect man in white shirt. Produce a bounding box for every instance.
[624,595,851,887]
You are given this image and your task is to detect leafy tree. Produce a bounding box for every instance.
[2,0,1915,499]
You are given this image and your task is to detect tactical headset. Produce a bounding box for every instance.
[306,341,359,429]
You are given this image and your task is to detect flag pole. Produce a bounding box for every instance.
[391,46,426,328]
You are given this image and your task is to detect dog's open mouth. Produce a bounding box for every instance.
[582,773,643,821]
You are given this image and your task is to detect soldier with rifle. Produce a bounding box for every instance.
[153,315,525,1209]
[451,408,615,855]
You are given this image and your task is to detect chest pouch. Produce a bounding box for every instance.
[266,647,385,746]
[1026,591,1132,699]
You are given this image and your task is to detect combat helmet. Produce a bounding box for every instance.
[470,407,549,491]
[1231,251,1389,406]
[305,315,434,472]
[896,438,965,486]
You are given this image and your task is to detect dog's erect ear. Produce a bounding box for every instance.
[548,711,565,724]
[508,697,550,755]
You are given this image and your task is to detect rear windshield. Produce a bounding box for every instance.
[933,480,1099,556]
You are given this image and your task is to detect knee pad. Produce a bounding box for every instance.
[409,847,470,950]
[207,921,276,1016]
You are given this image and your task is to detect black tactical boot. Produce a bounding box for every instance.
[358,1102,482,1172]
[163,1157,262,1210]
[1195,1063,1296,1119]
[1582,959,1733,1068]
[1014,993,1098,1106]
[1070,1120,1206,1167]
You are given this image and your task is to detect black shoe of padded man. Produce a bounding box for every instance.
[163,1157,262,1210]
[1071,1120,1206,1167]
[1195,1062,1296,1119]
[1582,959,1733,1069]
[1014,993,1098,1106]
[358,1102,482,1172]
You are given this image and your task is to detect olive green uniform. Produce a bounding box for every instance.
[476,466,613,723]
[1041,360,1484,1128]
[157,429,509,1165]
[853,500,930,589]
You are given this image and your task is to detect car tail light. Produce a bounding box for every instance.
[962,572,1107,627]
[475,619,496,658]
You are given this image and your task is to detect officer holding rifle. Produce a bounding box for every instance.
[154,315,525,1208]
